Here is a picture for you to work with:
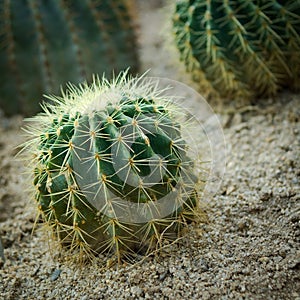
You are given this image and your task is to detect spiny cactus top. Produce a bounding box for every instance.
[0,0,139,116]
[23,72,204,265]
[172,0,300,99]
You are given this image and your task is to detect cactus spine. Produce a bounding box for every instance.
[0,0,139,116]
[24,71,204,264]
[172,0,300,99]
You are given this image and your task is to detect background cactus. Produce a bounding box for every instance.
[0,0,139,116]
[24,72,204,264]
[172,0,300,100]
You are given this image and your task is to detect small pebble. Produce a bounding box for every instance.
[50,269,62,281]
[0,237,5,265]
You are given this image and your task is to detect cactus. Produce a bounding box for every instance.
[23,71,204,264]
[0,0,139,116]
[172,0,300,99]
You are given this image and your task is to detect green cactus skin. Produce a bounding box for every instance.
[24,72,204,264]
[172,0,300,99]
[0,0,139,116]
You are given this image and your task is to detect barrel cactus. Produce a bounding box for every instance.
[0,0,139,116]
[23,71,204,265]
[172,0,300,99]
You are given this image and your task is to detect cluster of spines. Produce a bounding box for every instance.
[0,0,139,116]
[172,0,300,99]
[24,74,202,264]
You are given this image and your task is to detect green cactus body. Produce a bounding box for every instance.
[25,72,203,264]
[0,0,139,116]
[172,0,300,99]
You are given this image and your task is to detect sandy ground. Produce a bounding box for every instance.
[0,1,299,299]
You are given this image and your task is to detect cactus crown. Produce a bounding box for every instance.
[23,71,205,265]
[172,0,300,99]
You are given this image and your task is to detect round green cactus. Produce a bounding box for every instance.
[172,0,300,99]
[24,72,204,264]
[0,0,139,116]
